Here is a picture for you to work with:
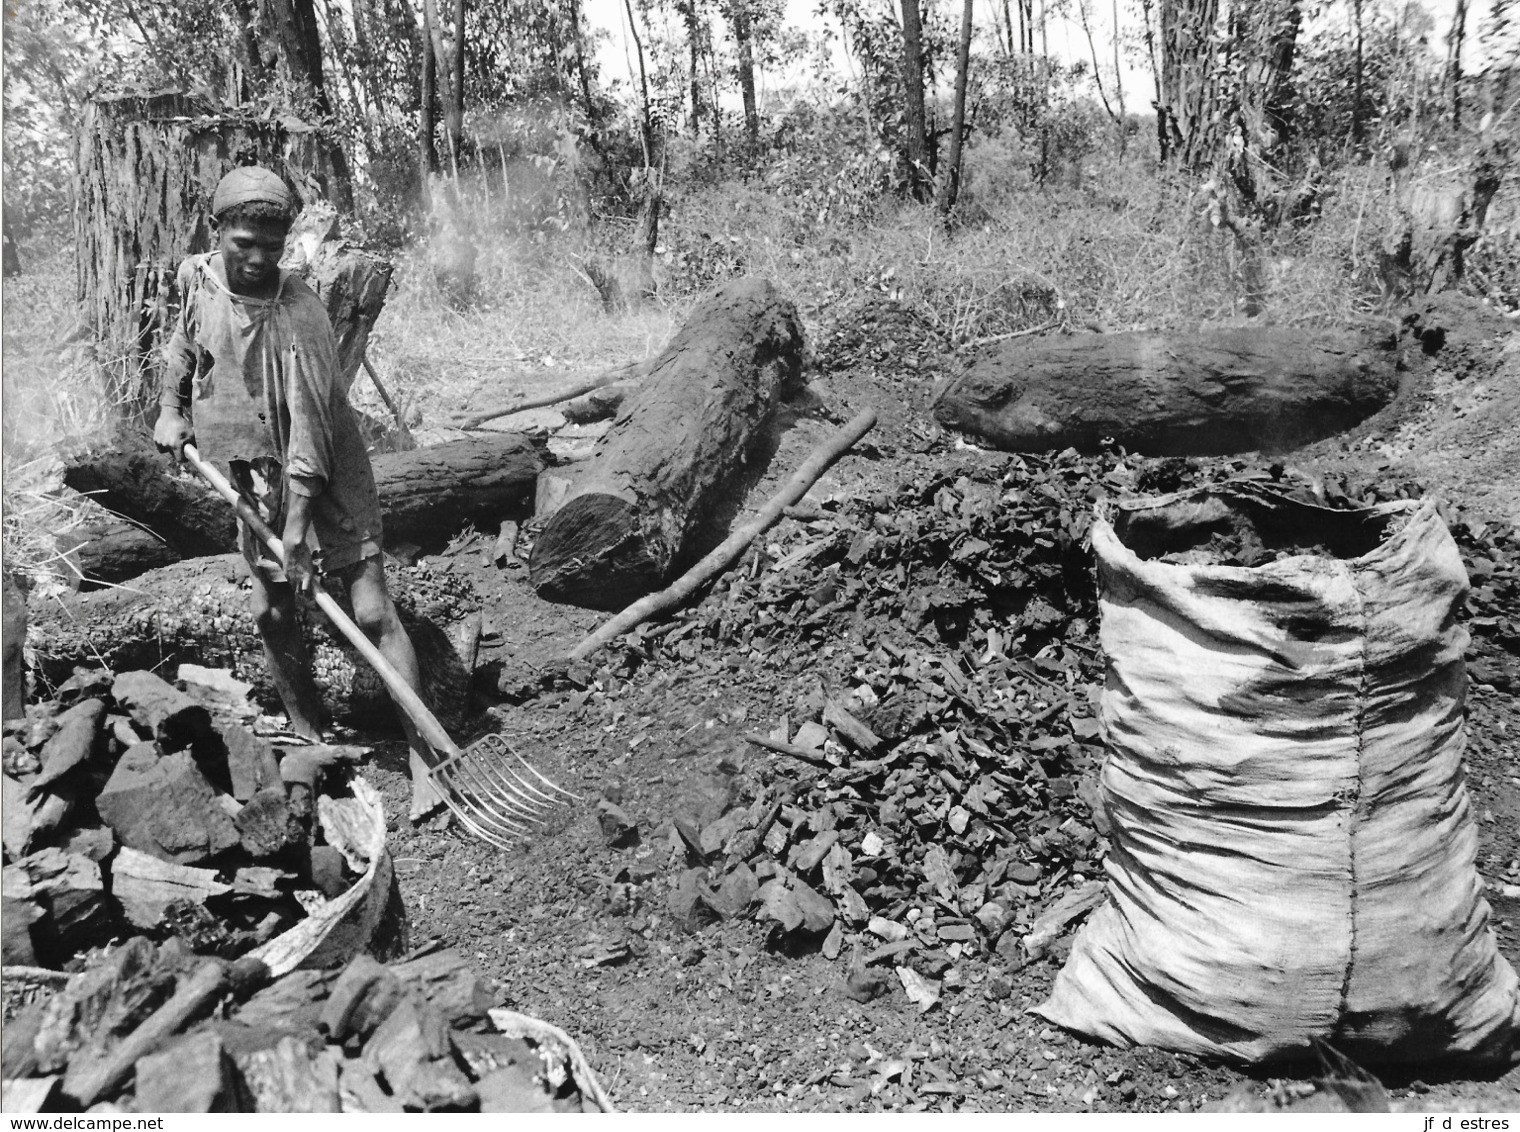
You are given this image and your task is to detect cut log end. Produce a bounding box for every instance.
[528,494,662,611]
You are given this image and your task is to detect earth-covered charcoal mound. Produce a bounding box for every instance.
[25,555,482,730]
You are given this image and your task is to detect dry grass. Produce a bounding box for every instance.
[363,230,683,428]
[2,249,120,594]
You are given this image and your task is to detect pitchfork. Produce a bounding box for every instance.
[183,444,579,850]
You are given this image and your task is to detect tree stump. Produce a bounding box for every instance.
[74,92,334,419]
[296,242,394,389]
[528,278,805,610]
[934,328,1400,457]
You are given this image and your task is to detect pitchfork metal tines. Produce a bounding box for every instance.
[427,733,581,851]
[184,444,579,850]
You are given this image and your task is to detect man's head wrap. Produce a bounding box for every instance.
[212,166,293,219]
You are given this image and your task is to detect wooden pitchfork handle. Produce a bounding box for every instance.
[182,443,463,763]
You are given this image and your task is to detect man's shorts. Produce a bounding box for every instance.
[238,519,382,584]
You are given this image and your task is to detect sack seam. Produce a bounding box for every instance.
[1333,567,1370,1037]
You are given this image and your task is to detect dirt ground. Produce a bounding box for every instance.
[345,293,1519,1113]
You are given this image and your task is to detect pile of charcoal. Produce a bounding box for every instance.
[3,666,373,969]
[2,939,606,1113]
[588,449,1520,1005]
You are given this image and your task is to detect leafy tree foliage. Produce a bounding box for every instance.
[3,0,102,243]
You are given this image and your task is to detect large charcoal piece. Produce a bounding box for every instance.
[935,327,1401,456]
[529,277,805,610]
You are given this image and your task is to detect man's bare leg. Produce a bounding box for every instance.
[343,555,445,821]
[249,570,325,741]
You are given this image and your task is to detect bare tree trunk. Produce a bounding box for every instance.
[705,34,726,161]
[226,0,274,100]
[937,0,974,214]
[566,0,611,172]
[1448,0,1468,129]
[1241,0,1301,151]
[1231,0,1303,217]
[258,0,356,210]
[1351,0,1365,144]
[1140,0,1165,159]
[991,0,1010,56]
[1112,0,1127,150]
[689,19,703,133]
[730,1,760,147]
[1078,0,1120,130]
[622,0,655,167]
[318,0,379,169]
[451,0,466,156]
[900,0,932,201]
[1157,0,1223,170]
[420,6,439,180]
[677,0,704,134]
[74,95,322,421]
[422,0,460,174]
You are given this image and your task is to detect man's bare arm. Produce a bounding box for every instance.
[281,488,317,593]
[155,262,201,460]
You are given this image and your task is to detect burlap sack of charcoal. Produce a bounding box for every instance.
[1036,481,1520,1066]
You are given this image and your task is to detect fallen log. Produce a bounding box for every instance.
[529,277,806,610]
[566,409,877,662]
[58,520,180,590]
[61,433,543,564]
[62,445,235,557]
[25,555,477,729]
[933,327,1401,456]
[375,434,542,548]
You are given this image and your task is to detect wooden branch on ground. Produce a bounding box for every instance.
[361,355,414,446]
[741,733,834,769]
[565,409,876,664]
[444,361,644,430]
[962,317,1061,351]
